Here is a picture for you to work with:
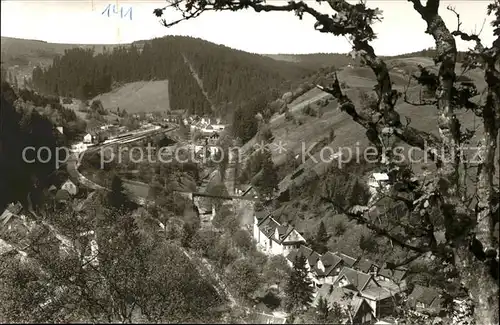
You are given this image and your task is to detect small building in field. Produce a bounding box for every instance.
[83,133,93,144]
[61,179,78,196]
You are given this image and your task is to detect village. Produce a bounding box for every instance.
[251,207,454,325]
[1,103,463,324]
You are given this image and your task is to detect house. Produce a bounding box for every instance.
[61,179,78,196]
[361,286,401,318]
[368,172,390,198]
[211,124,226,132]
[333,266,380,292]
[83,133,93,144]
[407,285,442,314]
[354,258,380,275]
[201,125,215,135]
[312,285,376,324]
[374,317,399,325]
[248,312,287,324]
[3,202,23,216]
[70,142,87,154]
[307,251,324,286]
[376,264,408,286]
[286,245,313,266]
[351,296,378,324]
[254,214,306,256]
[1,206,18,226]
[317,251,345,284]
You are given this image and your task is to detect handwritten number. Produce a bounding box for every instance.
[122,7,133,20]
[101,4,111,17]
[102,4,133,20]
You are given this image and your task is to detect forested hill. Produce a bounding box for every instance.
[30,36,315,116]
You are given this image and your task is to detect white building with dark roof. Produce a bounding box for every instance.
[253,212,306,256]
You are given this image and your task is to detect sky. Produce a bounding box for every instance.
[0,0,495,55]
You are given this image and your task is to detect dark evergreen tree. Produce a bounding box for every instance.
[252,150,278,197]
[316,296,331,323]
[284,254,314,314]
[108,175,131,211]
[312,221,329,254]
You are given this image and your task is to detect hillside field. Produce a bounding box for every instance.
[241,57,497,200]
[93,80,171,114]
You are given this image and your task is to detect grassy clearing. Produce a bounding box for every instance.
[93,80,171,114]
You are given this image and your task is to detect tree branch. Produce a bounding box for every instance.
[321,196,431,254]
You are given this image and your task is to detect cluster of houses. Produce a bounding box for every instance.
[252,211,444,324]
[183,116,226,136]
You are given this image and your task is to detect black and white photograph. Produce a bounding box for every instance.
[0,0,499,323]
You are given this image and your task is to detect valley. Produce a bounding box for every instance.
[1,1,499,322]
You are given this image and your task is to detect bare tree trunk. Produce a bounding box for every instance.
[454,246,499,324]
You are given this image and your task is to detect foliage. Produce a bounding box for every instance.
[107,175,136,212]
[226,258,261,299]
[301,104,317,117]
[232,229,253,254]
[250,150,279,197]
[284,255,314,313]
[0,200,225,323]
[0,83,72,211]
[311,221,329,254]
[90,99,106,115]
[212,205,239,233]
[262,255,291,291]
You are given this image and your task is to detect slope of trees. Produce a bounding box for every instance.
[31,36,315,116]
[0,189,225,323]
[0,82,70,212]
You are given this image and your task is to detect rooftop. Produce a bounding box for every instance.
[335,266,374,291]
[337,252,358,267]
[361,286,395,301]
[408,285,441,307]
[355,258,379,273]
[378,265,407,283]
